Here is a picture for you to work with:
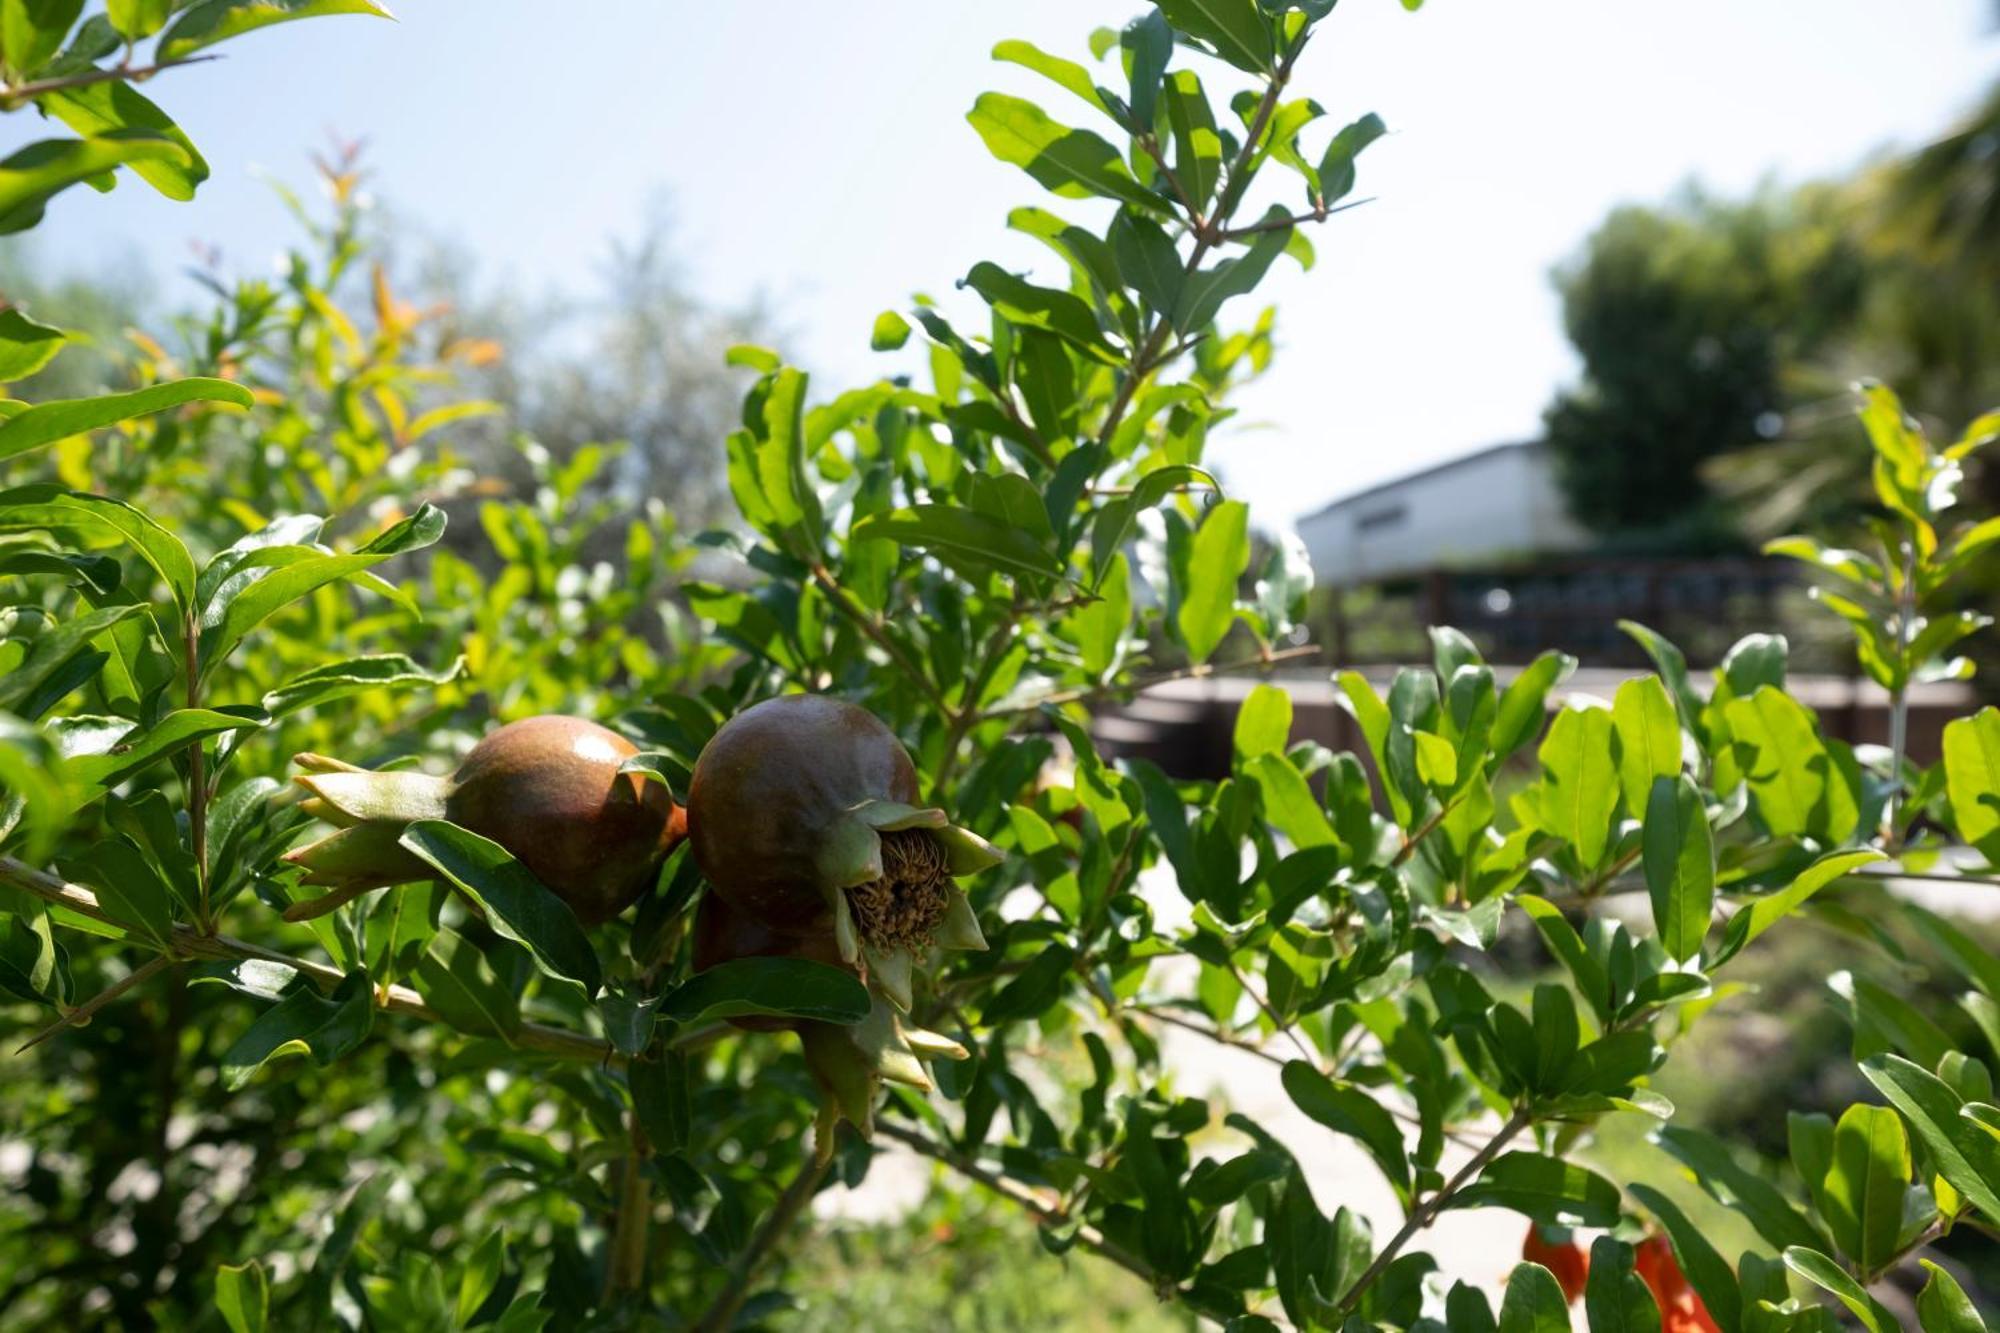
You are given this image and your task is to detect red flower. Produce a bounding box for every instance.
[1522,1223,1590,1304]
[1634,1236,1722,1333]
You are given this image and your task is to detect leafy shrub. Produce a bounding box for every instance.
[2,3,1997,1330]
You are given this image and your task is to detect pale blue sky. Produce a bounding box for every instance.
[29,1,1999,525]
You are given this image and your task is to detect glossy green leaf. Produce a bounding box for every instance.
[1234,683,1292,761]
[0,307,68,380]
[0,378,250,463]
[1823,1103,1912,1271]
[1653,1124,1830,1256]
[629,1051,692,1155]
[1860,1053,2000,1223]
[1613,675,1681,816]
[870,309,910,351]
[1177,499,1248,662]
[1450,1151,1622,1227]
[1490,650,1576,768]
[66,708,266,789]
[221,969,374,1090]
[1584,1237,1660,1333]
[41,77,207,200]
[1157,0,1275,73]
[1175,211,1292,332]
[0,486,199,611]
[1110,209,1185,315]
[853,504,1065,581]
[1724,686,1842,840]
[1318,112,1387,205]
[1712,848,1884,966]
[0,132,190,233]
[1163,69,1223,209]
[1496,1262,1573,1333]
[967,92,1160,210]
[1782,1246,1897,1333]
[157,0,390,60]
[1627,1185,1742,1333]
[659,957,869,1026]
[992,38,1108,115]
[1642,774,1713,963]
[261,653,462,716]
[1916,1259,1989,1333]
[1282,1061,1409,1194]
[1942,707,2000,862]
[214,1259,268,1333]
[400,820,603,998]
[1,0,84,76]
[1538,705,1617,868]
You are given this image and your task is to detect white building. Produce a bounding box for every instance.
[1295,441,1592,586]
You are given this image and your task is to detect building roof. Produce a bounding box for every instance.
[1296,440,1544,526]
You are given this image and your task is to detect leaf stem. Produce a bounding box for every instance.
[604,1110,653,1298]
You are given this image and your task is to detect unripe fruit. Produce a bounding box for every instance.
[285,715,685,926]
[686,694,997,1011]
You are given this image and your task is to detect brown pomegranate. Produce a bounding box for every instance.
[286,715,685,926]
[685,694,996,1012]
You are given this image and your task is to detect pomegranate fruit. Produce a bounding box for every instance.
[1634,1235,1721,1333]
[284,714,686,926]
[1521,1222,1588,1303]
[686,694,997,1012]
[693,891,968,1159]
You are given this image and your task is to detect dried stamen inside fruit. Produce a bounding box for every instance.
[844,828,950,951]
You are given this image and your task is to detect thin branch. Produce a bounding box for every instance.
[874,1120,1170,1294]
[605,1110,654,1298]
[1333,1106,1532,1318]
[992,643,1320,717]
[1218,196,1372,239]
[691,1154,832,1333]
[809,563,953,717]
[1393,793,1466,868]
[14,953,175,1053]
[0,55,218,106]
[0,855,619,1066]
[1228,958,1320,1068]
[185,613,211,932]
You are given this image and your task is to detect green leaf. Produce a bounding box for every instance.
[1496,1262,1573,1333]
[1860,1053,2000,1223]
[1583,1238,1660,1333]
[1724,687,1846,841]
[0,378,249,467]
[1612,675,1681,817]
[399,820,603,998]
[414,931,519,1039]
[629,1052,692,1155]
[1916,1259,1989,1333]
[66,708,265,789]
[1175,211,1292,332]
[1,0,84,77]
[1281,1060,1410,1195]
[1653,1123,1831,1257]
[455,1232,505,1329]
[214,1259,268,1333]
[992,38,1109,116]
[1157,0,1276,73]
[105,0,169,38]
[221,969,374,1090]
[1712,848,1884,966]
[1627,1185,1743,1333]
[853,504,1065,582]
[1120,11,1172,128]
[0,133,192,234]
[1163,69,1223,209]
[1110,209,1185,315]
[1318,112,1387,205]
[1942,707,2000,862]
[1490,651,1576,768]
[1450,1151,1622,1227]
[980,942,1075,1024]
[962,260,1120,362]
[157,0,390,60]
[0,486,199,612]
[41,77,207,200]
[1538,705,1617,869]
[1518,894,1610,1027]
[0,307,68,380]
[1781,1246,1897,1333]
[967,92,1161,210]
[870,309,911,351]
[1177,499,1249,662]
[1823,1103,1912,1272]
[261,653,462,716]
[1642,775,1713,963]
[660,957,870,1026]
[1234,683,1292,762]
